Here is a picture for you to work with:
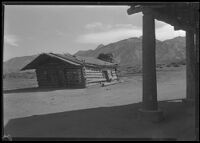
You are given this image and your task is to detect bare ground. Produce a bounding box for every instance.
[3,66,195,140]
[4,101,195,140]
[3,66,186,126]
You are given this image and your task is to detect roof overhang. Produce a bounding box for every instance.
[127,3,199,33]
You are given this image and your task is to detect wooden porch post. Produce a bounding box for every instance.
[195,28,199,140]
[186,30,195,102]
[138,10,163,122]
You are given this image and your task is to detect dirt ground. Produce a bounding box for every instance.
[4,65,196,140]
[4,100,195,140]
[3,66,187,126]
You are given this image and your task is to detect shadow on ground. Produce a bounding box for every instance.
[4,101,195,140]
[3,87,84,94]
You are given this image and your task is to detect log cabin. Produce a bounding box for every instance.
[21,53,118,88]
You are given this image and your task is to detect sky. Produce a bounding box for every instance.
[3,5,185,61]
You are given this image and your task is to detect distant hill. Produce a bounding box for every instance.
[74,36,186,74]
[3,36,186,77]
[75,36,185,65]
[3,55,38,74]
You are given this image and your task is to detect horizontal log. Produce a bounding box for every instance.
[85,76,103,78]
[85,67,101,70]
[86,79,107,83]
[85,73,101,76]
[86,82,100,87]
[85,72,102,75]
[85,75,103,78]
[101,81,119,87]
[37,78,47,81]
[85,75,103,77]
[85,71,102,74]
[85,69,101,72]
[86,76,104,79]
[37,79,48,82]
[85,70,101,73]
[65,80,82,83]
[37,76,48,78]
[86,69,116,73]
[86,77,106,80]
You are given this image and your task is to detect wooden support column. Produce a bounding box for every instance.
[138,10,163,122]
[142,11,157,110]
[186,30,195,102]
[195,28,199,141]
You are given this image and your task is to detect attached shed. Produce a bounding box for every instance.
[21,53,118,88]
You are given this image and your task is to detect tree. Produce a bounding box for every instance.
[97,53,114,63]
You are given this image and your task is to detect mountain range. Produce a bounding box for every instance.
[75,36,186,73]
[3,36,186,76]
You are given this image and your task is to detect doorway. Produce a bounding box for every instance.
[103,71,110,82]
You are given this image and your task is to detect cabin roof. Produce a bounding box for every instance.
[21,53,117,70]
[75,56,116,67]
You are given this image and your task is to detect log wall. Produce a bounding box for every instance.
[84,66,118,87]
[35,59,118,88]
[36,62,85,88]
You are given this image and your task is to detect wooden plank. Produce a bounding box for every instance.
[127,5,165,15]
[85,70,101,73]
[127,5,143,15]
[86,74,103,77]
[86,82,100,87]
[86,76,103,78]
[86,79,107,83]
[86,76,104,79]
[86,78,106,81]
[85,72,103,75]
[101,81,119,87]
[86,72,102,74]
[86,75,103,78]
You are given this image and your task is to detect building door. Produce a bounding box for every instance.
[103,71,110,82]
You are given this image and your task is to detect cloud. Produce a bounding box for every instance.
[85,22,140,31]
[77,22,142,44]
[4,34,19,47]
[85,22,103,30]
[77,27,142,45]
[114,24,136,29]
[156,23,185,41]
[155,20,167,29]
[56,30,66,36]
[78,21,185,45]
